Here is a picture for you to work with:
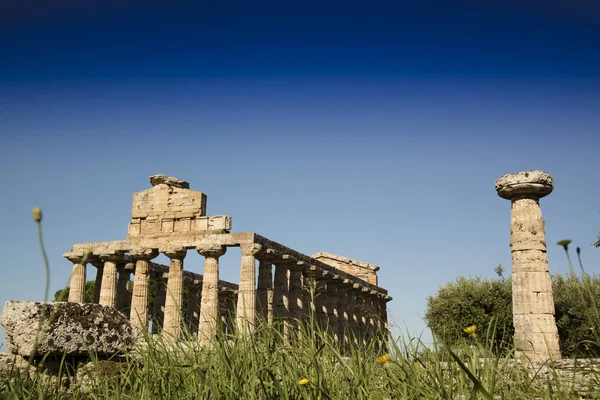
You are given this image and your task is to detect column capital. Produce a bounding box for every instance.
[277,254,298,267]
[98,251,125,262]
[196,243,227,258]
[495,170,553,200]
[240,243,262,256]
[64,253,87,264]
[260,248,280,263]
[119,262,135,272]
[163,247,187,259]
[130,248,159,261]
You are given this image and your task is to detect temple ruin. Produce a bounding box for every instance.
[62,174,392,349]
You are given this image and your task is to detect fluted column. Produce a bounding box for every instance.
[376,293,391,353]
[129,249,158,333]
[336,281,352,353]
[152,273,167,334]
[67,255,87,303]
[197,244,227,345]
[272,256,290,335]
[287,258,303,338]
[314,275,328,332]
[162,248,187,340]
[325,276,340,344]
[185,283,201,336]
[91,258,104,303]
[116,262,134,314]
[302,267,318,332]
[349,284,361,347]
[98,252,123,308]
[256,250,275,325]
[236,243,262,335]
[496,170,561,361]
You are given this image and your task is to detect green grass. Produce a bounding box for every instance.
[2,320,600,399]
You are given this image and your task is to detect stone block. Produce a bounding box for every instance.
[513,314,559,334]
[511,250,550,272]
[512,272,553,294]
[208,215,231,231]
[174,218,191,232]
[0,301,138,358]
[513,292,555,314]
[131,186,206,219]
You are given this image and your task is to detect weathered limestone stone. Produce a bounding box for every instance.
[197,244,226,345]
[66,255,87,303]
[496,170,561,361]
[98,253,123,308]
[325,278,339,343]
[116,262,134,313]
[0,301,137,357]
[185,284,201,335]
[151,277,167,333]
[149,174,190,189]
[312,252,380,286]
[256,250,275,324]
[162,249,186,339]
[236,243,262,335]
[129,249,158,332]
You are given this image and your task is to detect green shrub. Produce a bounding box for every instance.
[425,271,600,357]
[424,276,514,353]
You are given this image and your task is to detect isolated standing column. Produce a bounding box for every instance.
[496,170,561,361]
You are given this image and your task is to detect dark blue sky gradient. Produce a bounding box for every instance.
[2,1,600,82]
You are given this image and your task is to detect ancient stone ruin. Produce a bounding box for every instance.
[496,170,562,361]
[60,174,391,349]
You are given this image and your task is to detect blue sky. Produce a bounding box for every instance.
[1,0,599,347]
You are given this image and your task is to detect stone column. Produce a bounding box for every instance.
[314,274,328,332]
[185,282,201,336]
[116,262,134,314]
[325,276,340,344]
[286,257,303,338]
[336,281,352,353]
[162,248,187,340]
[197,244,227,345]
[376,293,391,353]
[236,243,262,335]
[256,250,275,325]
[91,258,104,303]
[129,249,158,333]
[66,255,87,303]
[272,256,290,335]
[302,267,318,332]
[349,284,362,347]
[496,170,561,361]
[98,252,123,308]
[152,273,167,334]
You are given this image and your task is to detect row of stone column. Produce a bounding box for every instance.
[254,249,391,351]
[66,242,390,350]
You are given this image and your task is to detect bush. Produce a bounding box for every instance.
[425,276,513,353]
[425,272,600,357]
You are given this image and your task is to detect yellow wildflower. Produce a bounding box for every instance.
[298,378,309,385]
[463,325,477,335]
[376,354,391,365]
[557,239,572,250]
